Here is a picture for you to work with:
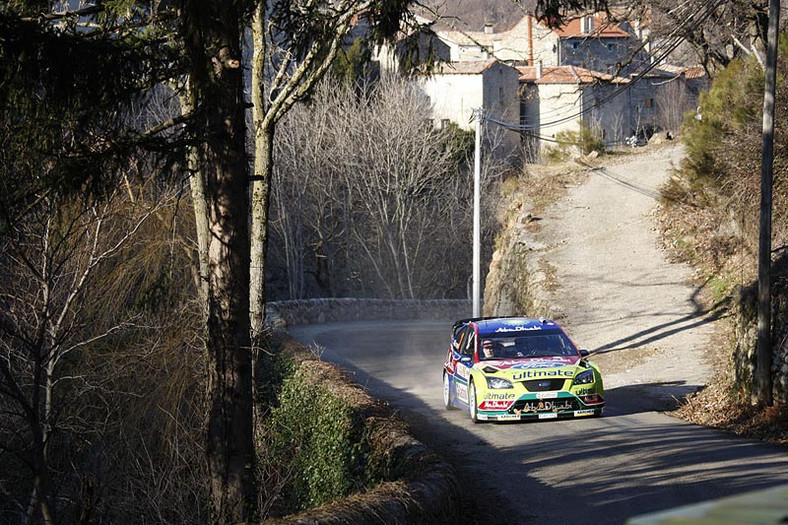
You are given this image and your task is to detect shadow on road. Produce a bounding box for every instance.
[329,360,787,524]
[592,279,730,356]
[605,382,696,415]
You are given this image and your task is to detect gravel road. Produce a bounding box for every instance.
[533,144,717,409]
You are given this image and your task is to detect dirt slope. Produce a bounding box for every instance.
[489,143,720,407]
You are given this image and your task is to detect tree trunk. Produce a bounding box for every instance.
[249,5,273,345]
[183,2,255,521]
[179,78,210,308]
[249,127,273,342]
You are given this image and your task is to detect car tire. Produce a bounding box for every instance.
[443,372,455,410]
[469,380,479,424]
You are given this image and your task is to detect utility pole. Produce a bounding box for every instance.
[473,108,482,318]
[756,0,780,406]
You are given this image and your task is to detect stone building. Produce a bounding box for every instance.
[418,59,521,154]
[518,64,631,157]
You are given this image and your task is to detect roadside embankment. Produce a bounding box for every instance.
[261,301,467,524]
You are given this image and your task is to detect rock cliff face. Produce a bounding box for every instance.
[483,199,550,317]
[483,163,587,318]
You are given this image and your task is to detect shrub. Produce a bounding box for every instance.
[549,121,605,161]
[259,358,375,517]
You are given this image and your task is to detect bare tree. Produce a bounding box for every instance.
[0,181,173,523]
[248,0,425,338]
[268,77,504,300]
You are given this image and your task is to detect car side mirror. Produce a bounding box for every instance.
[579,349,590,357]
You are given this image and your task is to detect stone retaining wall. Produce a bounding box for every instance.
[267,298,472,327]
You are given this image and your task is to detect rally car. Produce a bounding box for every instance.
[442,317,604,423]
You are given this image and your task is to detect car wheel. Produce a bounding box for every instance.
[443,372,455,410]
[468,380,479,424]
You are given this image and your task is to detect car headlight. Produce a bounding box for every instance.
[573,369,595,385]
[486,376,513,389]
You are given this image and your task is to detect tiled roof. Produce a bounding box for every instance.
[552,15,630,38]
[517,65,629,85]
[651,64,707,79]
[433,60,498,75]
[683,66,706,79]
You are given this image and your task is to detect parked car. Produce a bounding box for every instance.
[442,317,604,423]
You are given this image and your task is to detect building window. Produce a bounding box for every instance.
[607,43,615,51]
[646,98,654,108]
[571,41,579,50]
[441,119,450,130]
[499,87,504,103]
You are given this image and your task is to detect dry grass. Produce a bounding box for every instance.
[523,160,589,219]
[676,380,788,446]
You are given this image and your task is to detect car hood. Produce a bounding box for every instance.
[477,356,584,379]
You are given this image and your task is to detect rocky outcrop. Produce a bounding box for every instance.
[483,196,552,318]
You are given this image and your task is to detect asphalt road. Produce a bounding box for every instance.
[291,320,788,525]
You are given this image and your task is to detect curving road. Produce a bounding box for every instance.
[290,145,788,523]
[291,320,788,524]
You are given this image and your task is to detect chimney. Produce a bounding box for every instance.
[484,23,493,34]
[582,15,594,34]
[527,15,534,66]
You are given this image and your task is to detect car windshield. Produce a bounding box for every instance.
[479,329,577,360]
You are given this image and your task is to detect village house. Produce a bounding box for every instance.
[418,59,521,155]
[432,13,643,74]
[433,16,549,64]
[518,62,707,157]
[371,10,706,162]
[518,64,631,158]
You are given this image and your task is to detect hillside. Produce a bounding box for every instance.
[419,0,534,32]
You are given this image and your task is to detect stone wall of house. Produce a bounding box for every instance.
[587,82,632,144]
[482,62,522,155]
[267,298,472,328]
[420,71,483,130]
[536,82,585,151]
